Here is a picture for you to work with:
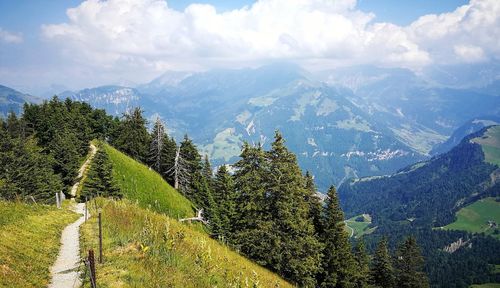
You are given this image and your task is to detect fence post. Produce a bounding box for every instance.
[55,192,60,209]
[98,210,103,263]
[85,197,88,222]
[88,249,97,288]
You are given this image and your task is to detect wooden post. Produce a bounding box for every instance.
[88,249,97,288]
[98,211,103,263]
[85,197,88,222]
[55,192,60,209]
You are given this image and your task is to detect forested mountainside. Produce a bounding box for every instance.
[339,126,500,287]
[46,64,500,191]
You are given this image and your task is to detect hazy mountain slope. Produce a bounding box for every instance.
[60,64,499,190]
[431,116,500,155]
[0,85,41,117]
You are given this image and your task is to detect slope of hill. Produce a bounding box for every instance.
[0,201,78,288]
[80,199,292,287]
[431,116,500,155]
[0,85,41,118]
[338,126,500,287]
[443,197,500,239]
[102,142,195,219]
[339,125,500,227]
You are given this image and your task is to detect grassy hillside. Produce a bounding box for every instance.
[473,125,500,167]
[443,197,500,239]
[80,199,292,287]
[102,142,194,219]
[0,201,78,287]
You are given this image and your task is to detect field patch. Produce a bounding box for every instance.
[344,214,376,239]
[473,125,500,167]
[443,197,500,239]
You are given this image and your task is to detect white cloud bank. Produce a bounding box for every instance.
[40,0,500,78]
[0,27,23,44]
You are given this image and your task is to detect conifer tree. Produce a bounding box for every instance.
[80,148,121,200]
[354,241,371,288]
[267,131,322,287]
[149,117,166,172]
[305,171,323,235]
[0,136,62,202]
[113,107,150,162]
[320,185,357,288]
[50,131,80,192]
[161,136,177,186]
[232,142,275,267]
[394,237,429,288]
[178,134,202,202]
[371,237,395,288]
[213,165,237,239]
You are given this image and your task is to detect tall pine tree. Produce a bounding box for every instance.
[394,237,429,288]
[320,185,357,288]
[354,240,370,288]
[149,117,167,172]
[267,131,322,287]
[371,237,395,288]
[213,164,237,240]
[80,148,121,200]
[113,107,150,162]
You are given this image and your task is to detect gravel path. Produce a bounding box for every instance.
[49,143,96,287]
[48,203,86,288]
[70,143,97,197]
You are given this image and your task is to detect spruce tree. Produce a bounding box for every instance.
[113,107,150,162]
[178,134,202,202]
[161,136,177,186]
[394,237,429,288]
[371,237,395,288]
[80,148,121,200]
[354,241,370,288]
[49,131,80,192]
[320,185,357,288]
[149,117,166,172]
[232,142,275,268]
[305,171,323,235]
[267,131,322,287]
[213,165,237,240]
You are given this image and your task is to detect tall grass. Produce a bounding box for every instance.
[102,142,195,219]
[0,201,78,287]
[80,199,292,288]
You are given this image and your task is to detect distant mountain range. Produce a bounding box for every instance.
[2,63,499,190]
[0,85,41,118]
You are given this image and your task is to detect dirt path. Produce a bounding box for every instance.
[48,203,86,288]
[70,143,97,197]
[345,222,355,238]
[49,144,96,287]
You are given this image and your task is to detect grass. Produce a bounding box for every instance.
[344,214,376,239]
[80,199,292,288]
[443,198,500,239]
[102,142,195,219]
[473,125,500,167]
[0,201,79,287]
[470,284,500,288]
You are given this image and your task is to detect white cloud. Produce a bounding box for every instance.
[38,0,500,83]
[0,27,23,44]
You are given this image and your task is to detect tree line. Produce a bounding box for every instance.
[120,112,429,287]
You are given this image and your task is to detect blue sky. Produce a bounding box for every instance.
[0,0,469,33]
[0,0,496,94]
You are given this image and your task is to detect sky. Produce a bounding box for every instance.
[0,0,497,94]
